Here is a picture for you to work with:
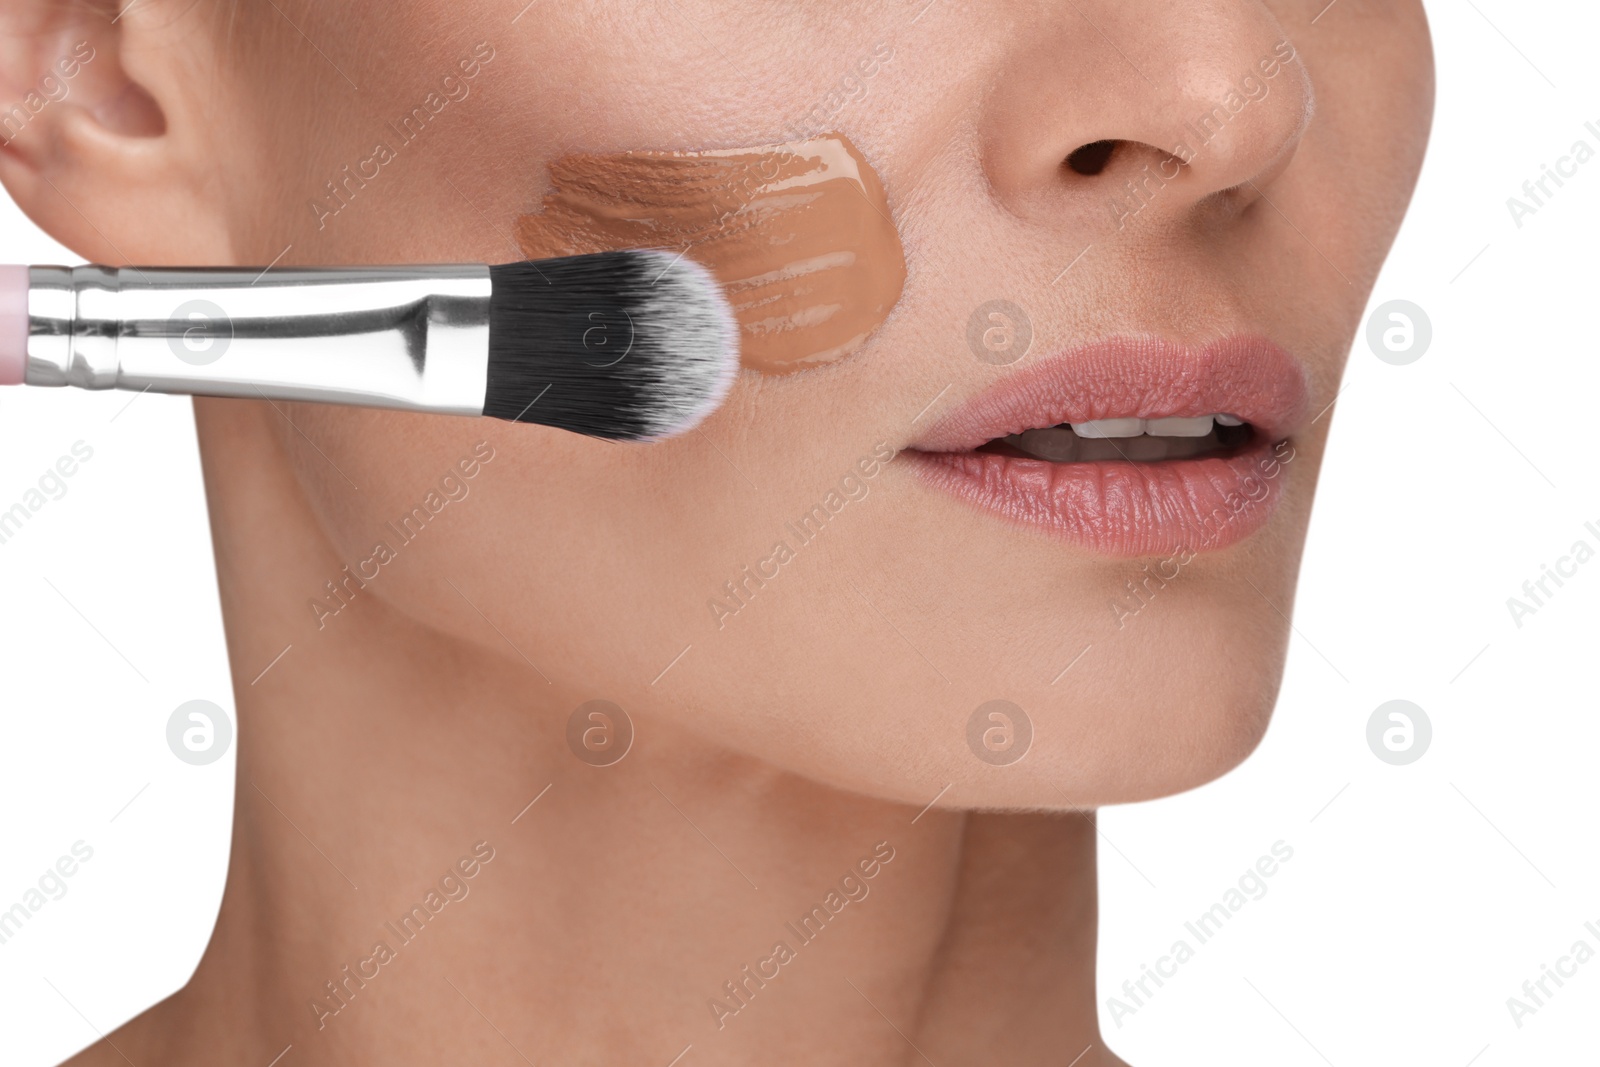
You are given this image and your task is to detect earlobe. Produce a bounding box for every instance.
[0,1,232,264]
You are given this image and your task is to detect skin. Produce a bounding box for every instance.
[0,0,1433,1063]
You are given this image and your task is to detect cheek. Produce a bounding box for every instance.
[273,405,480,550]
[269,403,529,642]
[274,402,749,688]
[1294,3,1434,247]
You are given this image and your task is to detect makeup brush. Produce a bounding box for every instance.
[0,250,738,441]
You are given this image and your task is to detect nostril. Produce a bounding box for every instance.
[1065,140,1118,176]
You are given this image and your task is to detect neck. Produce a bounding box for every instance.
[71,399,1118,1067]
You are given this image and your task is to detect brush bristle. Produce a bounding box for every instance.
[484,250,739,441]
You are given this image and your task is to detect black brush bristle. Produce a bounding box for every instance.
[485,250,739,441]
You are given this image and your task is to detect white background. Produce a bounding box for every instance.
[2,1,1597,1063]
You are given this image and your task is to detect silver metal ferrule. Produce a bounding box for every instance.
[24,264,491,416]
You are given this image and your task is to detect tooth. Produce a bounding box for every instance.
[1214,414,1244,427]
[1145,416,1214,437]
[1071,418,1145,438]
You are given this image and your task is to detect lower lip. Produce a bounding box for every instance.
[907,435,1292,557]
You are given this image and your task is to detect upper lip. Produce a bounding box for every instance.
[911,334,1311,452]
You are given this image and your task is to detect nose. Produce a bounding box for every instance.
[979,0,1312,228]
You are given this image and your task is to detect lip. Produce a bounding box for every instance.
[905,335,1311,557]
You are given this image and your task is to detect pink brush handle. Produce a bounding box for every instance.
[0,265,27,385]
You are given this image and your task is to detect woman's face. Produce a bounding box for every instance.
[215,0,1433,806]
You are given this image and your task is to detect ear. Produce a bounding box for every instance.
[0,0,234,263]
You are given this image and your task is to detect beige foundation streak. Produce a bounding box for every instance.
[513,134,906,375]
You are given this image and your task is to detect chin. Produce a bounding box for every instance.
[954,593,1292,811]
[1058,602,1292,807]
[672,605,1292,814]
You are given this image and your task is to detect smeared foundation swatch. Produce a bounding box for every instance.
[514,134,905,375]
